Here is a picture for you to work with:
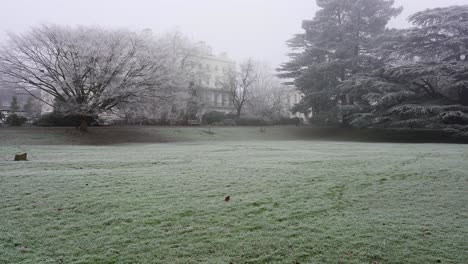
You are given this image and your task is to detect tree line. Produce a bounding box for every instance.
[0,25,293,131]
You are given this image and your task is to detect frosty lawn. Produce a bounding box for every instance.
[0,128,467,263]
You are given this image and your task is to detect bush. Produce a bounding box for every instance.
[202,111,225,124]
[5,114,27,126]
[389,118,432,129]
[309,111,340,126]
[37,113,80,127]
[274,117,300,125]
[37,113,97,127]
[348,113,377,128]
[235,118,267,126]
[437,111,468,125]
[223,119,237,126]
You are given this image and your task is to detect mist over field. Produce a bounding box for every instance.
[0,1,467,263]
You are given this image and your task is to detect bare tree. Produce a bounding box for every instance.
[0,25,176,131]
[116,30,204,124]
[248,61,290,120]
[221,58,257,118]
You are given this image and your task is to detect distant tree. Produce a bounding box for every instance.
[247,62,290,120]
[22,97,32,113]
[22,97,41,117]
[221,58,257,118]
[278,0,402,123]
[0,25,180,131]
[5,113,27,126]
[116,31,203,124]
[338,5,468,135]
[9,96,20,112]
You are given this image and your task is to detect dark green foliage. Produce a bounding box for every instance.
[275,117,300,126]
[37,112,96,127]
[279,0,402,121]
[282,3,468,137]
[235,118,267,126]
[222,119,237,126]
[201,111,271,126]
[437,111,468,125]
[5,114,27,126]
[336,5,468,137]
[202,111,225,124]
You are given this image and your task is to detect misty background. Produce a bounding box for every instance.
[0,0,466,68]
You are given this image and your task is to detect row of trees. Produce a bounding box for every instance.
[0,25,293,130]
[0,96,38,126]
[220,60,294,120]
[280,1,468,137]
[7,96,41,117]
[0,25,190,131]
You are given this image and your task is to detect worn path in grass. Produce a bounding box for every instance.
[0,128,467,263]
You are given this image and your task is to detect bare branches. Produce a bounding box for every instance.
[0,24,181,119]
[220,58,258,117]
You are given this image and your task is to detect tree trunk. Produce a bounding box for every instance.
[459,87,468,106]
[236,107,242,118]
[79,117,88,132]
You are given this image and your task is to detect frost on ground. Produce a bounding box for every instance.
[0,130,467,263]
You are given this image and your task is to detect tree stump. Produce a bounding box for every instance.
[14,153,27,161]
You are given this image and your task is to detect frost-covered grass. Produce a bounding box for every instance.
[0,128,467,263]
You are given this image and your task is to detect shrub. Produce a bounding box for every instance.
[437,111,468,125]
[5,114,27,126]
[309,111,340,126]
[235,118,267,126]
[37,113,97,127]
[349,113,376,128]
[274,117,300,125]
[223,119,237,126]
[202,111,225,124]
[37,113,79,127]
[389,118,432,129]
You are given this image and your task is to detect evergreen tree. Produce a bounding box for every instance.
[23,97,33,116]
[278,0,401,123]
[339,5,468,137]
[10,96,20,113]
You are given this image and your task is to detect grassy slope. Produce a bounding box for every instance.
[0,128,467,263]
[0,126,464,146]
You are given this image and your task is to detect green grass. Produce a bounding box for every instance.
[0,127,467,263]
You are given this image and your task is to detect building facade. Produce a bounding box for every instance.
[283,88,308,122]
[0,87,41,118]
[193,53,236,115]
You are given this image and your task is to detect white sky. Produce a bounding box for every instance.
[0,0,466,68]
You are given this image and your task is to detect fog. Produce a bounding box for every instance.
[0,0,466,68]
